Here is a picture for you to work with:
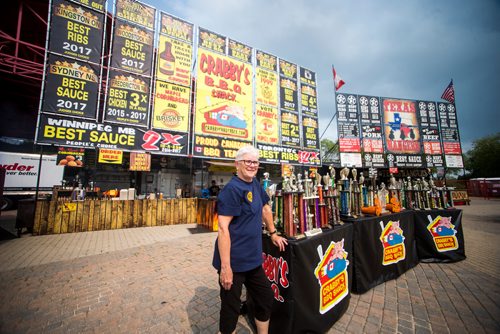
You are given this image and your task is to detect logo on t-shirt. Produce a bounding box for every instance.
[246,191,253,203]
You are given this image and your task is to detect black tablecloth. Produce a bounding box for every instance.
[250,224,354,334]
[344,210,419,294]
[414,208,466,263]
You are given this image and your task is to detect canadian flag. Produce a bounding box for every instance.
[332,66,345,91]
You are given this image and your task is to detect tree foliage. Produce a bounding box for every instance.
[464,132,500,178]
[320,139,339,163]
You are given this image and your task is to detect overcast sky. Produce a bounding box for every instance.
[145,0,500,153]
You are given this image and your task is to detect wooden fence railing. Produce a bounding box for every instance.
[32,198,217,235]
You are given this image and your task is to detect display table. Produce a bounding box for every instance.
[249,224,354,334]
[414,208,466,263]
[344,210,419,294]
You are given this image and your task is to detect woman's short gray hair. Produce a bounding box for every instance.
[235,145,260,161]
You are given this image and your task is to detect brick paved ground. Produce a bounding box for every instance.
[0,197,498,333]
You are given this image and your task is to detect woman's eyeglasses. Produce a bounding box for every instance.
[238,160,260,166]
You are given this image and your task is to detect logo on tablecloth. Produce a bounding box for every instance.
[426,215,458,252]
[380,220,406,265]
[314,239,349,314]
[262,253,289,302]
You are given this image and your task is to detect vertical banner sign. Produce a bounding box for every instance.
[255,104,279,145]
[418,101,444,168]
[110,20,154,76]
[279,59,300,147]
[359,95,385,168]
[151,12,193,156]
[336,93,362,167]
[198,28,226,54]
[382,98,423,168]
[299,67,318,118]
[193,28,253,159]
[300,67,319,150]
[255,51,278,107]
[438,102,463,168]
[115,0,155,30]
[41,54,100,119]
[156,12,194,86]
[255,50,279,146]
[48,0,105,64]
[152,81,190,132]
[103,69,150,127]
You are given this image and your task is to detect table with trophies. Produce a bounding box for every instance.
[256,166,466,332]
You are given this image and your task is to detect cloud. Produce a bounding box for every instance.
[152,0,500,152]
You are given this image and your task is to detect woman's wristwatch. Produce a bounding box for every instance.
[269,230,277,236]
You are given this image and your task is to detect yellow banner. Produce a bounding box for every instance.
[152,81,190,131]
[255,104,278,145]
[256,68,278,107]
[156,35,193,87]
[194,49,253,140]
[98,149,123,164]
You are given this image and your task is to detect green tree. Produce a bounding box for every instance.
[464,132,500,178]
[320,138,339,163]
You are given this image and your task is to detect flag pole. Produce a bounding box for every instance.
[320,65,339,140]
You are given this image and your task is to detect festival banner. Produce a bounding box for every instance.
[115,0,155,30]
[417,101,444,168]
[280,111,301,147]
[57,146,85,167]
[228,39,252,63]
[256,50,278,108]
[358,95,384,167]
[437,102,463,168]
[110,20,154,76]
[336,93,361,157]
[256,144,321,166]
[198,27,226,54]
[255,104,279,145]
[152,81,190,132]
[256,68,278,107]
[67,0,106,12]
[256,50,278,72]
[103,69,150,127]
[41,54,99,119]
[157,13,194,86]
[192,135,249,160]
[302,116,319,149]
[382,98,423,168]
[193,48,253,147]
[300,67,318,118]
[48,0,105,64]
[160,12,193,41]
[36,114,189,155]
[156,35,193,86]
[129,152,151,171]
[279,59,298,113]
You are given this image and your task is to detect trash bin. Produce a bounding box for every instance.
[16,198,35,236]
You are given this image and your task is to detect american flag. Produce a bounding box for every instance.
[332,65,345,91]
[441,79,455,103]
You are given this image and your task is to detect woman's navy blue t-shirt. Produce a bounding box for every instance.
[212,176,270,272]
